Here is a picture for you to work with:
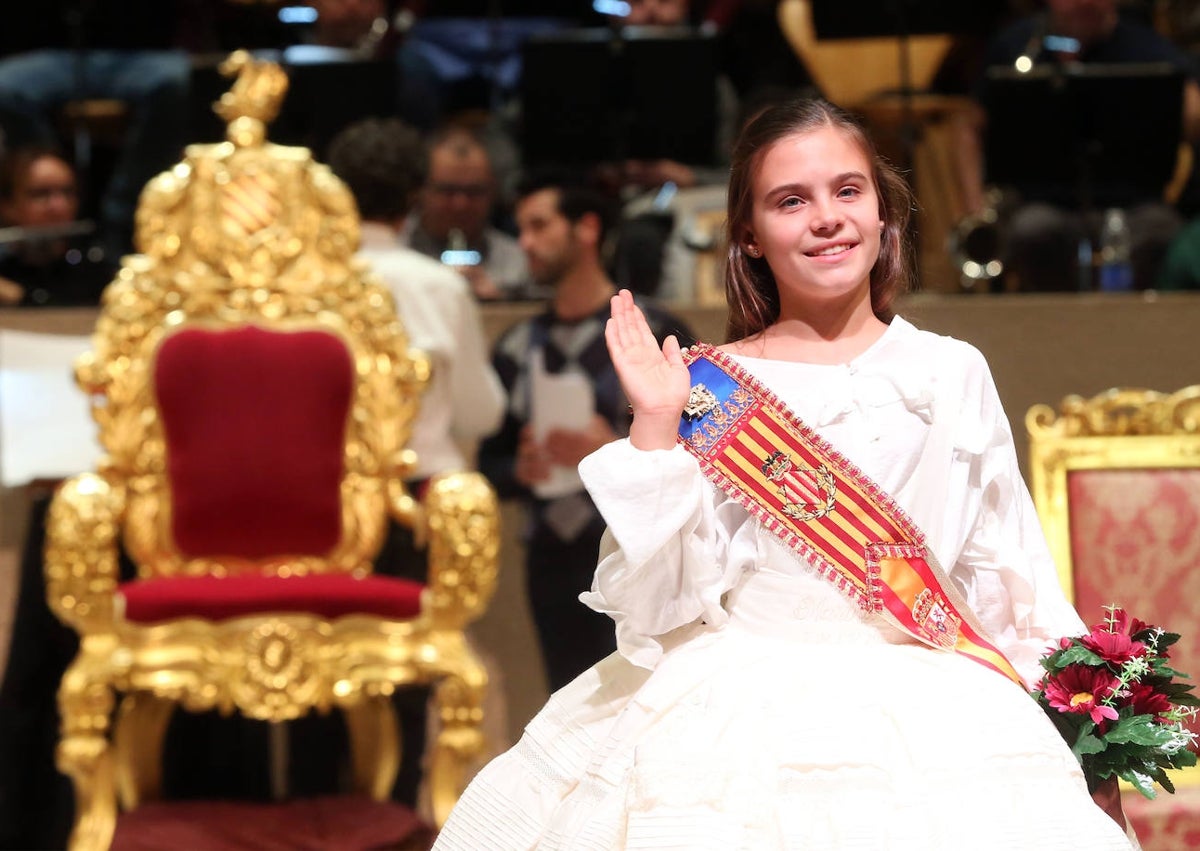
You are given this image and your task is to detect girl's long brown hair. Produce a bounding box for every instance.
[723,98,915,343]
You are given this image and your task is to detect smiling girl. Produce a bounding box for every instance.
[432,98,1137,850]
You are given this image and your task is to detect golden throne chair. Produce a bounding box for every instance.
[1028,386,1200,848]
[43,52,500,851]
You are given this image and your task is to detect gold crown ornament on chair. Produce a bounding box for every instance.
[46,52,501,851]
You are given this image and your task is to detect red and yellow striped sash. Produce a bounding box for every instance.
[678,344,1022,687]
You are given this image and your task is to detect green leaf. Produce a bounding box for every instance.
[1157,768,1177,795]
[1118,767,1157,799]
[1074,732,1106,757]
[1056,646,1106,667]
[1157,632,1182,650]
[1173,750,1199,769]
[1105,717,1175,747]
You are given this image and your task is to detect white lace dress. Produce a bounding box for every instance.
[432,318,1135,850]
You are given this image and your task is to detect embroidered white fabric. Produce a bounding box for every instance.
[431,317,1134,850]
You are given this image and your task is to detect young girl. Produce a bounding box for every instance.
[432,99,1136,849]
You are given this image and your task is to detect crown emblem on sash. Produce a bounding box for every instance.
[683,383,719,420]
[761,450,837,521]
[913,588,961,648]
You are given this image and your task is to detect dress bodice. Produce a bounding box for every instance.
[578,317,1086,685]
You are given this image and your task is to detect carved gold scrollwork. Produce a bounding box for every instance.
[237,622,321,719]
[1027,386,1200,439]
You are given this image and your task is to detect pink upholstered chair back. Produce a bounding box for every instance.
[1067,468,1200,739]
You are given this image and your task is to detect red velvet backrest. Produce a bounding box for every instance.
[154,326,354,561]
[1068,468,1200,736]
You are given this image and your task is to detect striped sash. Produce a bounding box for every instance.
[678,344,1022,687]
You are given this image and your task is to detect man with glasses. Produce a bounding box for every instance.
[401,125,533,299]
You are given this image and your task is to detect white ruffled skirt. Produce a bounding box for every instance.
[433,569,1135,850]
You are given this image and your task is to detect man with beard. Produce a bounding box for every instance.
[478,170,694,692]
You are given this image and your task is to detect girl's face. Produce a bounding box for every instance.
[743,126,883,312]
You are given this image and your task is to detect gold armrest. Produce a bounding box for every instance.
[422,471,500,631]
[44,473,126,634]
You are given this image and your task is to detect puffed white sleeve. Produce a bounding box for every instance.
[577,439,755,670]
[941,347,1086,689]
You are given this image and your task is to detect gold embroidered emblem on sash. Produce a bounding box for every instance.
[760,450,837,522]
[683,384,719,420]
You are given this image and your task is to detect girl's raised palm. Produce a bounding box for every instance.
[605,290,691,450]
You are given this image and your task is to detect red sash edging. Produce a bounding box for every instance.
[678,344,1024,687]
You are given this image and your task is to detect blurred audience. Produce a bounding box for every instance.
[953,0,1200,292]
[0,0,189,258]
[401,124,533,299]
[0,144,115,307]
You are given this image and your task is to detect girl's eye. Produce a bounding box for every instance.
[780,196,802,208]
[838,186,861,199]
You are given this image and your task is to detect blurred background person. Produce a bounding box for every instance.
[328,116,506,499]
[0,144,115,307]
[402,124,533,299]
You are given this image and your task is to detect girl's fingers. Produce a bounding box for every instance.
[662,334,683,366]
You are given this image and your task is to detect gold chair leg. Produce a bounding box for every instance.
[113,693,175,810]
[427,663,487,829]
[344,695,400,800]
[57,640,118,851]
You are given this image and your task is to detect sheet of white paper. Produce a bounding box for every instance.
[0,330,98,487]
[529,348,594,499]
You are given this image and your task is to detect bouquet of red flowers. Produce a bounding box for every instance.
[1034,606,1200,798]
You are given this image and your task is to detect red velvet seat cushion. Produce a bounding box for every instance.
[111,795,434,851]
[118,574,424,624]
[154,326,354,561]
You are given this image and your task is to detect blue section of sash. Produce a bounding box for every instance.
[678,357,741,443]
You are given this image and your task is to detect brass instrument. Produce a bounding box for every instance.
[947,188,1008,291]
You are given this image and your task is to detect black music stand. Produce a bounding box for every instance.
[982,62,1185,211]
[519,27,719,167]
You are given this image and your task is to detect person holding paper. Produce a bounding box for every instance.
[478,169,694,691]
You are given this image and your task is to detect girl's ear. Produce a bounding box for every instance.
[739,227,758,257]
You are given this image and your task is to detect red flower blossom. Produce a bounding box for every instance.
[1128,617,1154,637]
[1043,665,1121,725]
[1125,683,1172,720]
[1098,608,1131,635]
[1081,630,1146,666]
[1097,608,1156,639]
